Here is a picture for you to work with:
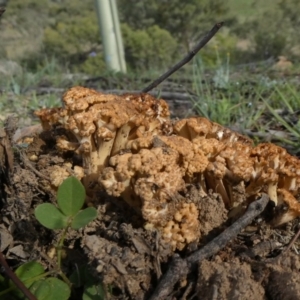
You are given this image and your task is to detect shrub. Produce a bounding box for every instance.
[118,0,230,51]
[43,0,100,65]
[121,24,178,71]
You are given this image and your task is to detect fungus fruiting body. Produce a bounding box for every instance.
[36,86,171,193]
[34,86,300,250]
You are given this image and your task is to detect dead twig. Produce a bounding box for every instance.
[180,281,194,300]
[149,194,269,299]
[19,152,50,181]
[0,251,37,300]
[282,227,300,256]
[142,22,224,93]
[240,240,281,259]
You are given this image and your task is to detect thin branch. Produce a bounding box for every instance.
[149,194,269,299]
[282,227,300,256]
[187,195,269,264]
[0,251,37,300]
[20,152,51,181]
[142,22,224,93]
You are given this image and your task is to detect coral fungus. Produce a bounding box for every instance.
[35,86,300,249]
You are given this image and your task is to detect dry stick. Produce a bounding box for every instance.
[282,227,300,256]
[141,22,224,93]
[20,152,50,181]
[0,251,37,300]
[149,194,269,300]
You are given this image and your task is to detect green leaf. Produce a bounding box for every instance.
[30,279,51,299]
[15,261,45,284]
[57,176,86,216]
[10,261,45,298]
[30,277,70,300]
[35,203,69,229]
[83,282,106,300]
[71,207,97,230]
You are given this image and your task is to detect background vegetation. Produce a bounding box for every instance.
[1,0,300,155]
[1,0,299,73]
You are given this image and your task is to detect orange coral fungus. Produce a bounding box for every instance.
[35,87,300,249]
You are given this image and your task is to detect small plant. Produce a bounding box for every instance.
[0,176,99,300]
[191,55,243,126]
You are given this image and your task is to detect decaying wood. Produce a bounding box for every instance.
[0,127,14,203]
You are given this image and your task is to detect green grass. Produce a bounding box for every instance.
[0,57,181,127]
[191,53,300,155]
[1,49,300,156]
[192,57,264,128]
[227,0,279,22]
[0,58,66,126]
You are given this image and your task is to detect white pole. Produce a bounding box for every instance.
[110,0,126,73]
[94,0,122,72]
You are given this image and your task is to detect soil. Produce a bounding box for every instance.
[1,118,300,300]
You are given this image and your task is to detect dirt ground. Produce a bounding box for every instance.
[1,119,300,300]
